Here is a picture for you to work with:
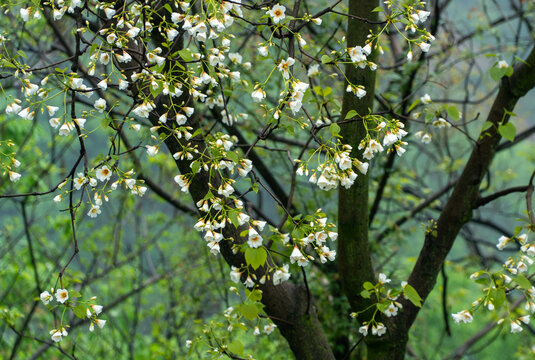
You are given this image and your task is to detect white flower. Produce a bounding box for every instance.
[230,266,242,283]
[126,26,141,38]
[251,88,265,103]
[278,57,295,79]
[95,319,106,328]
[73,117,86,129]
[91,304,103,315]
[452,310,473,324]
[266,4,286,24]
[290,246,308,266]
[433,117,451,128]
[383,132,398,146]
[258,45,269,57]
[378,273,391,285]
[411,10,430,24]
[55,288,69,304]
[372,323,387,336]
[9,171,21,183]
[359,325,369,336]
[307,64,320,77]
[6,102,22,115]
[94,98,106,113]
[356,87,366,99]
[418,42,431,53]
[70,77,84,90]
[46,106,59,116]
[407,51,413,62]
[171,12,183,23]
[20,8,31,22]
[264,323,277,334]
[96,165,112,182]
[228,53,242,64]
[18,107,34,120]
[384,303,398,317]
[273,264,291,285]
[498,60,509,69]
[146,145,158,157]
[247,227,263,248]
[88,205,101,218]
[244,275,254,288]
[104,7,116,19]
[50,331,63,342]
[40,291,53,305]
[420,94,432,104]
[496,235,510,250]
[510,321,523,333]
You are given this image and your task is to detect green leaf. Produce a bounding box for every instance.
[489,66,506,81]
[228,340,244,355]
[247,289,263,302]
[371,6,384,12]
[321,55,332,64]
[493,288,506,309]
[73,304,87,319]
[245,247,267,270]
[403,284,422,307]
[291,228,304,240]
[363,281,375,291]
[447,105,460,121]
[329,123,340,137]
[345,110,358,120]
[226,151,239,163]
[424,111,435,123]
[481,121,493,131]
[407,99,420,112]
[229,211,240,228]
[498,122,515,141]
[178,49,193,62]
[323,87,332,97]
[239,303,258,320]
[515,274,532,289]
[504,66,514,77]
[69,290,82,298]
[360,289,371,298]
[377,302,389,313]
[190,161,201,174]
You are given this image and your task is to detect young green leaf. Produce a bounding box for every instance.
[403,284,422,307]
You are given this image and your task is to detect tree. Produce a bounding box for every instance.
[1,0,535,359]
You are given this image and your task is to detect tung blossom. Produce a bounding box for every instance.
[94,98,107,113]
[278,57,295,79]
[452,310,473,324]
[266,4,286,24]
[96,166,112,182]
[55,288,69,304]
[40,291,53,305]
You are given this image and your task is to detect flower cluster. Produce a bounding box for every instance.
[453,232,534,334]
[358,119,408,160]
[352,275,422,338]
[39,288,106,342]
[0,140,22,183]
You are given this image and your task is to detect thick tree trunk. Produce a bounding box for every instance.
[338,0,378,313]
[338,0,413,358]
